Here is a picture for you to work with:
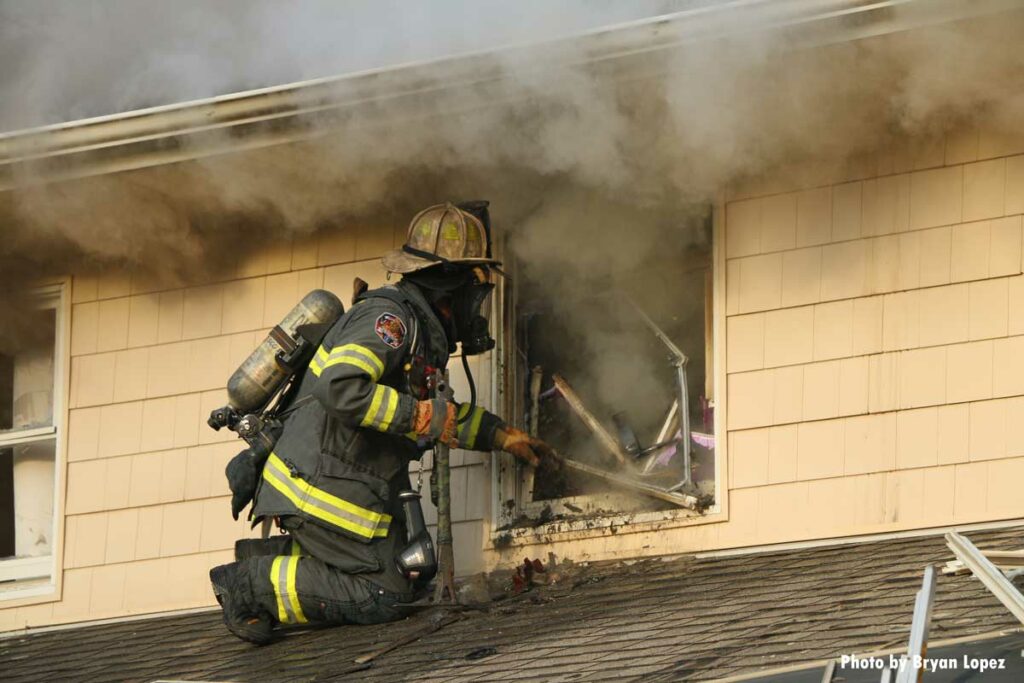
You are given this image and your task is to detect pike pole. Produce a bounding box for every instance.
[432,369,457,604]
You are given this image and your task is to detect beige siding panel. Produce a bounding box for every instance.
[802,360,841,422]
[831,181,862,242]
[726,314,764,373]
[950,220,991,282]
[896,407,939,470]
[936,403,969,466]
[156,290,185,344]
[65,460,108,515]
[953,461,988,521]
[127,293,160,348]
[918,226,952,288]
[146,342,191,398]
[88,564,127,616]
[868,353,900,414]
[945,340,993,405]
[159,500,205,557]
[726,198,760,258]
[66,512,108,568]
[104,509,139,564]
[899,347,946,410]
[838,356,869,416]
[221,277,266,334]
[181,285,225,341]
[766,425,798,484]
[763,307,813,367]
[67,407,101,462]
[737,253,782,313]
[843,413,895,476]
[988,457,1024,517]
[795,187,832,248]
[796,419,844,481]
[727,370,774,431]
[993,336,1024,398]
[812,300,853,361]
[317,230,357,267]
[867,235,900,294]
[967,279,1008,342]
[771,365,804,425]
[820,240,868,301]
[134,506,164,560]
[72,274,99,304]
[781,247,822,307]
[760,193,797,253]
[70,302,99,356]
[909,166,962,231]
[962,158,1006,222]
[990,215,1022,278]
[851,297,883,356]
[1005,155,1024,214]
[96,298,131,353]
[72,352,117,408]
[139,396,177,453]
[103,456,132,510]
[172,393,201,448]
[97,402,144,459]
[862,174,910,237]
[730,429,769,489]
[113,347,150,403]
[882,291,919,352]
[917,284,967,348]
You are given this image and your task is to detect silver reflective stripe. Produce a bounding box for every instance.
[276,558,297,623]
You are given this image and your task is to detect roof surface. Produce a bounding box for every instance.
[2,526,1023,682]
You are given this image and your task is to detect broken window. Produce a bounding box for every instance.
[0,286,63,594]
[496,202,717,528]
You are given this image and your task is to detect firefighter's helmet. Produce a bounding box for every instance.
[382,202,500,274]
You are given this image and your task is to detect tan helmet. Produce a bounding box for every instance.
[382,202,501,274]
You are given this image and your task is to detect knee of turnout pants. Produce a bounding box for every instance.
[236,546,407,627]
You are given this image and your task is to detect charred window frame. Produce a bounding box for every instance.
[0,283,68,601]
[491,205,723,536]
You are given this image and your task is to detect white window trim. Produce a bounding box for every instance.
[0,282,68,601]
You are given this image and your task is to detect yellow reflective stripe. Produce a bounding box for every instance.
[285,556,307,623]
[271,556,288,622]
[309,344,385,381]
[360,385,387,428]
[329,344,384,376]
[263,453,392,540]
[379,387,399,430]
[290,539,302,556]
[457,406,486,448]
[466,407,485,447]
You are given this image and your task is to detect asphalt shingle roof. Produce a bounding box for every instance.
[2,526,1023,682]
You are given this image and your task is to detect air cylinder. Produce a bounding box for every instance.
[226,289,343,413]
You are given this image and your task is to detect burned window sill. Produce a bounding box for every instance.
[492,494,722,549]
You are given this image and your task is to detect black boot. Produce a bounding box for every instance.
[210,563,275,645]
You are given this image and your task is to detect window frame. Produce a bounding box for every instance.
[0,280,70,604]
[489,204,729,547]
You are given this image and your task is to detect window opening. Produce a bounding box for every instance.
[503,207,716,526]
[0,293,61,590]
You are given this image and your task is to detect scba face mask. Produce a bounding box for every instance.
[453,267,495,356]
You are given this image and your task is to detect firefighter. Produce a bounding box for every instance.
[209,202,551,644]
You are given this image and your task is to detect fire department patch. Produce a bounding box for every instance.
[374,312,407,349]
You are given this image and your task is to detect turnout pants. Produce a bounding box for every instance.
[221,529,412,628]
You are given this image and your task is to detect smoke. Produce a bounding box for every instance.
[2,2,1024,437]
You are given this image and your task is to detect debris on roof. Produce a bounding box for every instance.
[3,526,1024,682]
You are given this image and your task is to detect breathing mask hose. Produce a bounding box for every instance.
[459,352,475,424]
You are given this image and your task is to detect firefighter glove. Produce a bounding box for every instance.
[412,399,459,447]
[225,448,261,521]
[494,426,552,467]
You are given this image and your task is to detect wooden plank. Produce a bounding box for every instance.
[552,374,632,468]
[557,456,699,509]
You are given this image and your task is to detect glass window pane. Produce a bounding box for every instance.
[0,439,56,561]
[0,308,56,433]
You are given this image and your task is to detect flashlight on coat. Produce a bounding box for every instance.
[395,490,437,583]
